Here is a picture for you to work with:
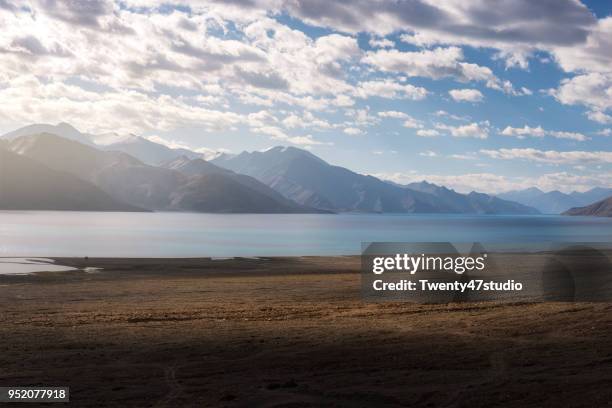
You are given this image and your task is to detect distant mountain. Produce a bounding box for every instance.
[2,123,209,166]
[564,196,612,217]
[0,149,143,212]
[1,122,95,146]
[569,187,612,206]
[102,136,202,166]
[499,187,612,214]
[406,181,539,215]
[8,134,318,213]
[212,146,538,214]
[163,156,320,213]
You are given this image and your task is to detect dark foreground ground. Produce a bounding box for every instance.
[1,256,612,407]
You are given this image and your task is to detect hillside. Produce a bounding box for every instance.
[213,147,539,214]
[7,134,319,213]
[0,149,143,212]
[563,196,612,217]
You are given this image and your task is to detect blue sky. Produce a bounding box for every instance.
[0,0,611,193]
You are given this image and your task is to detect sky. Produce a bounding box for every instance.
[0,0,611,193]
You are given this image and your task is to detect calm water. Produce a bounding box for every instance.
[1,211,611,258]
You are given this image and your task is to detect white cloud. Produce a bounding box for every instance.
[448,88,484,103]
[552,17,612,74]
[283,0,596,72]
[587,110,612,124]
[402,117,424,129]
[368,37,394,49]
[419,150,438,157]
[343,127,363,135]
[375,171,612,194]
[551,73,612,113]
[596,129,612,136]
[356,80,428,100]
[501,125,588,141]
[416,129,440,137]
[481,148,612,164]
[377,111,408,119]
[436,121,490,139]
[252,126,331,146]
[363,47,511,93]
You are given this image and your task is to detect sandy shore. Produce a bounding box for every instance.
[1,256,612,407]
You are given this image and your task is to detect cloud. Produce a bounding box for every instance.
[419,150,438,157]
[433,110,470,122]
[343,127,363,135]
[596,129,612,136]
[377,111,408,119]
[0,75,245,135]
[416,129,439,137]
[375,171,612,194]
[252,125,331,146]
[363,47,508,91]
[449,88,484,103]
[402,117,424,129]
[368,37,394,49]
[284,0,596,71]
[587,110,612,124]
[436,121,490,139]
[552,16,612,74]
[356,80,428,100]
[481,148,612,164]
[35,0,114,28]
[551,73,612,113]
[283,0,594,46]
[501,125,588,141]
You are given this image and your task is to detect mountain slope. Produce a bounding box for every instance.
[103,136,201,166]
[163,156,322,212]
[564,196,612,217]
[8,134,318,213]
[3,123,207,166]
[212,147,538,214]
[499,187,612,214]
[406,181,539,215]
[1,123,94,146]
[0,149,143,212]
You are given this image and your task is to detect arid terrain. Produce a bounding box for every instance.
[1,256,612,407]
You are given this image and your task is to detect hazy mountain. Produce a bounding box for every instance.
[102,136,202,166]
[3,123,207,166]
[8,134,318,213]
[564,196,612,217]
[212,147,538,214]
[406,181,539,215]
[499,187,612,214]
[569,188,612,206]
[1,123,95,146]
[163,156,320,213]
[0,149,143,212]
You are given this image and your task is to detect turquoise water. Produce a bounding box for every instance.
[0,211,611,257]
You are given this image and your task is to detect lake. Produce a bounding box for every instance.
[1,211,611,258]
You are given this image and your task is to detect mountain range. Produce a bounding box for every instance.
[3,122,608,215]
[498,187,612,214]
[0,148,142,212]
[211,146,538,214]
[2,133,318,213]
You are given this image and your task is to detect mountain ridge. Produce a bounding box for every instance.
[564,196,612,217]
[499,187,612,214]
[0,148,144,212]
[212,146,539,214]
[7,134,321,214]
